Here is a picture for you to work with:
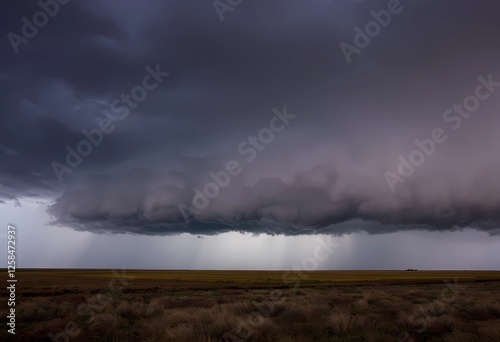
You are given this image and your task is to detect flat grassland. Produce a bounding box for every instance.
[2,270,500,341]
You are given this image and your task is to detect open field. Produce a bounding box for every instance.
[2,269,500,341]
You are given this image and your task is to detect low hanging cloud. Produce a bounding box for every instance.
[47,137,500,236]
[2,0,500,236]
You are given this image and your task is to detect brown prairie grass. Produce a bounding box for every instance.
[328,307,367,334]
[3,270,500,341]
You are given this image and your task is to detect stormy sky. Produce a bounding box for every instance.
[1,0,500,269]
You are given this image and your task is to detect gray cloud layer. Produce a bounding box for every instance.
[2,0,500,235]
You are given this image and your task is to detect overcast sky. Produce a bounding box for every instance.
[1,0,500,269]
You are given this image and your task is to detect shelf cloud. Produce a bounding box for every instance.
[2,0,500,236]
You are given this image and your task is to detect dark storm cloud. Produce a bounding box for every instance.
[2,0,500,235]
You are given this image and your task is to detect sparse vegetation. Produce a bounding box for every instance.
[2,269,500,341]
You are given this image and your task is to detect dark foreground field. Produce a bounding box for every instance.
[2,270,500,341]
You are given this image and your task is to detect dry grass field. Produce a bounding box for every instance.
[2,269,500,341]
